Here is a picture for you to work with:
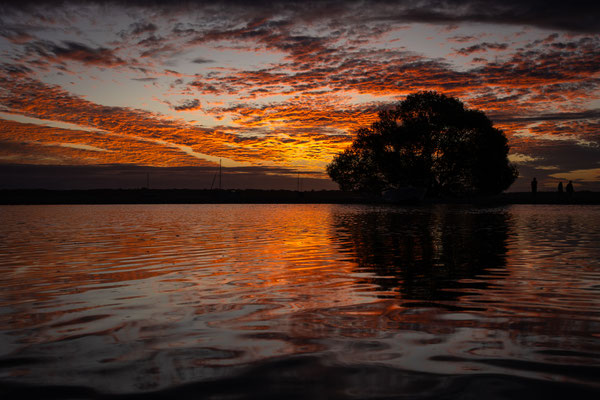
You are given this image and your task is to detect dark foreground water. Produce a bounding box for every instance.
[0,204,599,399]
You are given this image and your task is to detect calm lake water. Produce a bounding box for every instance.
[1,204,599,399]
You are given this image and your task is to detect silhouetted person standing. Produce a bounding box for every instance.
[566,180,574,197]
[531,177,537,197]
[557,182,563,193]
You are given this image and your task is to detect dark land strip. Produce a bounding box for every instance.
[1,189,599,205]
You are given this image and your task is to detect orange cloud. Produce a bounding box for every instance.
[0,118,213,166]
[0,78,355,169]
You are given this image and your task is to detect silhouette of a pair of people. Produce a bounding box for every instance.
[557,181,574,195]
[532,178,575,197]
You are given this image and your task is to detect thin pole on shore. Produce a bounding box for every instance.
[219,159,222,190]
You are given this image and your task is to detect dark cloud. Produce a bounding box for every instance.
[447,35,480,43]
[543,33,559,43]
[454,42,509,56]
[185,18,333,65]
[140,44,178,58]
[0,63,32,76]
[136,35,165,47]
[172,99,201,111]
[133,35,181,58]
[3,0,598,32]
[370,0,600,33]
[0,28,34,44]
[117,21,159,40]
[189,80,222,94]
[471,38,600,93]
[191,57,214,64]
[549,36,596,50]
[25,40,125,66]
[129,22,157,35]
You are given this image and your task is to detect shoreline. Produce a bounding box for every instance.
[1,189,599,205]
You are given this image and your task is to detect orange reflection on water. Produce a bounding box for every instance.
[0,205,367,340]
[1,204,599,392]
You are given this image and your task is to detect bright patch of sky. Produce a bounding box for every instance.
[0,112,106,133]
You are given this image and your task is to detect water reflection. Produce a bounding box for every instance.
[332,206,511,304]
[0,204,599,398]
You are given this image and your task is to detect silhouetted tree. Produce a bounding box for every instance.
[327,91,518,196]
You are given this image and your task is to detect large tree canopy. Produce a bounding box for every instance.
[327,91,518,196]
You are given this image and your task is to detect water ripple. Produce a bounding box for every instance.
[0,204,599,397]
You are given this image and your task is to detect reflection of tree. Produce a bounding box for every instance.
[331,206,511,304]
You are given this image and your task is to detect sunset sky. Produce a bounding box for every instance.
[1,0,599,191]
